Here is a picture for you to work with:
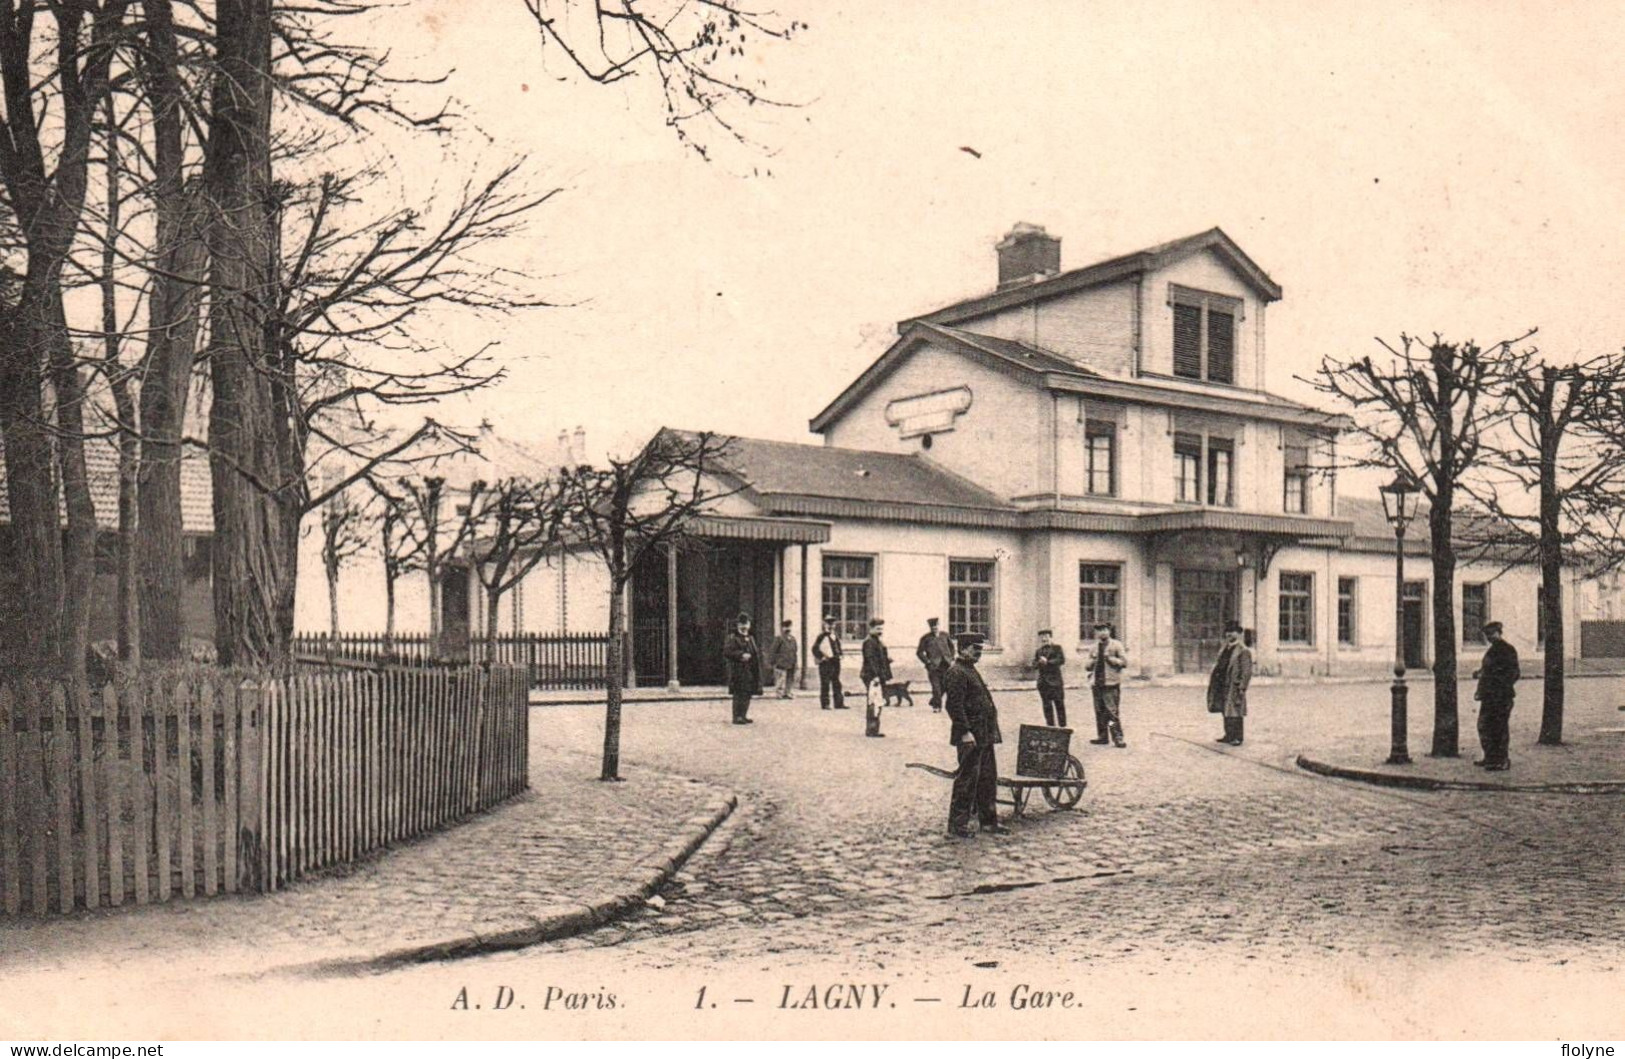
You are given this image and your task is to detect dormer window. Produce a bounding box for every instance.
[1170,286,1239,384]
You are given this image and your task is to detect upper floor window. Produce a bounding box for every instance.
[1086,422,1117,497]
[1174,431,1236,507]
[1283,445,1310,514]
[1174,433,1203,503]
[1207,439,1234,507]
[1171,286,1239,385]
[948,559,996,641]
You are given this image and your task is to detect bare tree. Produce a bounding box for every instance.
[1309,333,1533,758]
[557,429,741,780]
[522,0,806,161]
[318,485,372,642]
[460,477,568,663]
[200,12,558,665]
[370,481,428,657]
[0,0,134,672]
[1471,351,1625,745]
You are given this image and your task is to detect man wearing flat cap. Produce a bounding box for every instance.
[943,632,1008,837]
[1084,621,1129,747]
[916,618,955,713]
[860,617,892,737]
[1472,621,1520,771]
[1207,620,1252,745]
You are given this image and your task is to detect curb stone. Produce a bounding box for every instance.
[1295,754,1625,794]
[290,793,739,976]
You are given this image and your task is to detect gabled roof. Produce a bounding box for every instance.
[808,319,1344,435]
[715,433,1012,511]
[808,321,1088,433]
[0,437,213,534]
[904,227,1282,331]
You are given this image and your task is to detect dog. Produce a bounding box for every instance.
[881,680,914,708]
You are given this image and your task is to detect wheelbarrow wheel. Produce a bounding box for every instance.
[1042,755,1086,810]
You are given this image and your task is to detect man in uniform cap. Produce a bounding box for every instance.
[860,618,892,737]
[916,617,955,712]
[1472,621,1521,770]
[943,632,1008,837]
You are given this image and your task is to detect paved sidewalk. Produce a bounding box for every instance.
[1296,683,1625,791]
[0,737,734,983]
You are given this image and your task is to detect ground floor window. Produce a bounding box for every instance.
[1279,572,1314,645]
[1337,577,1357,645]
[948,559,995,641]
[1463,582,1489,643]
[1536,584,1546,648]
[821,554,873,643]
[1079,563,1122,639]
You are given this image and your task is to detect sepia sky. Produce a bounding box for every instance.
[368,1,1625,465]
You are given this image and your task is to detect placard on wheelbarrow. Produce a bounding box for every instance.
[1016,724,1073,778]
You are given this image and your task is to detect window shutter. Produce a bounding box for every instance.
[1207,308,1235,383]
[1173,303,1202,378]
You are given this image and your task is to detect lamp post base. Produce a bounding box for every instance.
[1386,678,1412,765]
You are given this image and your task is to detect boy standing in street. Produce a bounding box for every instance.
[771,619,798,699]
[1032,629,1067,728]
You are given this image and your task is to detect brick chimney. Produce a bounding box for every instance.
[996,222,1061,289]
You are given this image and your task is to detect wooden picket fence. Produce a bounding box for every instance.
[291,631,611,690]
[0,663,529,916]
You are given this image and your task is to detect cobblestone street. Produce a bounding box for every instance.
[7,677,1625,1039]
[515,678,1625,973]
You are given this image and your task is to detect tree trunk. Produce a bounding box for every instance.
[1538,447,1565,745]
[205,0,299,668]
[135,0,209,662]
[1428,493,1460,757]
[326,559,340,640]
[601,584,625,781]
[485,585,503,664]
[104,96,141,665]
[383,570,397,656]
[0,317,64,670]
[50,303,98,679]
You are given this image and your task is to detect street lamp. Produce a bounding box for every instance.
[1378,474,1421,765]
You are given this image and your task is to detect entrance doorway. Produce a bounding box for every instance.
[630,541,778,686]
[1401,580,1428,669]
[1174,569,1238,674]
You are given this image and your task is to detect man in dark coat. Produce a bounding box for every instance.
[723,613,762,725]
[811,615,848,710]
[943,633,1008,838]
[860,617,891,737]
[770,619,798,699]
[1032,628,1068,728]
[1208,620,1252,745]
[916,617,955,713]
[1473,621,1521,770]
